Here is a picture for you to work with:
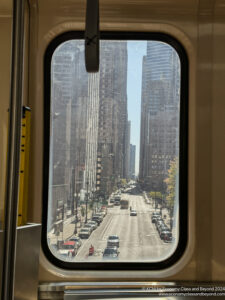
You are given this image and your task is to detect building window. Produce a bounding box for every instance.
[43,32,188,270]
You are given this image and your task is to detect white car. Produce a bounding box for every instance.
[79,228,91,239]
[84,223,94,232]
[68,236,82,248]
[130,209,137,216]
[58,241,77,257]
[88,221,98,229]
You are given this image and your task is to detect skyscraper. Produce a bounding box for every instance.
[51,40,129,212]
[139,41,180,192]
[50,41,76,226]
[97,41,128,197]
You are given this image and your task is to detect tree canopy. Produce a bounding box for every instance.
[149,191,163,199]
[164,157,178,209]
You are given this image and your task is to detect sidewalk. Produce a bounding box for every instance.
[143,190,176,233]
[48,208,94,246]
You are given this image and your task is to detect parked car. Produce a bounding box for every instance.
[88,220,98,229]
[151,212,160,217]
[68,236,82,248]
[151,212,161,223]
[160,230,172,242]
[107,235,119,247]
[130,209,137,216]
[79,228,91,239]
[155,216,163,225]
[156,220,164,231]
[151,215,161,223]
[58,241,77,257]
[95,212,104,221]
[102,247,119,259]
[158,224,169,235]
[92,215,102,225]
[151,215,158,223]
[84,223,95,232]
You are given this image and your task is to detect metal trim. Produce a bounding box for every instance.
[1,0,25,299]
[39,282,225,299]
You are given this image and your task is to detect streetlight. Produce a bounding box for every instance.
[74,192,80,234]
[85,180,89,223]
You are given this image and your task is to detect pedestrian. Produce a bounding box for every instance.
[89,244,94,255]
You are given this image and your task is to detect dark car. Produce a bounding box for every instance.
[158,224,169,235]
[92,215,102,225]
[160,230,172,242]
[151,215,158,223]
[114,200,120,206]
[102,247,119,259]
[107,235,120,247]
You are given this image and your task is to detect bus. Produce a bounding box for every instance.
[120,199,129,209]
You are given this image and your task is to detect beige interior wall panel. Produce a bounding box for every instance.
[0,14,12,229]
[26,0,225,282]
[32,0,199,282]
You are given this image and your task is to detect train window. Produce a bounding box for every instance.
[43,32,188,270]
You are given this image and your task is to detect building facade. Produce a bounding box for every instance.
[139,41,180,192]
[50,40,129,227]
[97,41,128,197]
[129,144,136,180]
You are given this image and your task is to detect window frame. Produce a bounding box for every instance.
[42,31,188,271]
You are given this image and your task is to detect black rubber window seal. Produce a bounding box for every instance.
[42,31,189,271]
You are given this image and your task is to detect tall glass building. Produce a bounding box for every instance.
[139,41,180,192]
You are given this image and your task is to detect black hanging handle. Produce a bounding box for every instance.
[85,0,99,72]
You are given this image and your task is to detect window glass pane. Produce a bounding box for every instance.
[47,39,180,263]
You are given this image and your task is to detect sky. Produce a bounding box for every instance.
[127,41,147,175]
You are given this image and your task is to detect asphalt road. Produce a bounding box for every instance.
[72,193,176,262]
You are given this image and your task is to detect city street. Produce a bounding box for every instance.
[65,192,176,262]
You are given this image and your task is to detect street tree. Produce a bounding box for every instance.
[149,191,163,199]
[120,178,127,186]
[164,157,178,228]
